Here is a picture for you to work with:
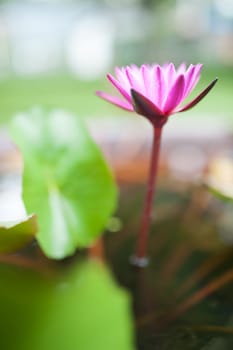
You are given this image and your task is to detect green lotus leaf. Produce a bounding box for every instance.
[0,261,135,350]
[10,108,117,258]
[0,214,37,253]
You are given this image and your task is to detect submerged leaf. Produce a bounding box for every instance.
[10,109,117,259]
[0,214,37,253]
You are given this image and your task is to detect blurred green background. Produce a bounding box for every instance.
[0,0,231,123]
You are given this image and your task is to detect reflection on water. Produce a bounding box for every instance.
[106,183,233,349]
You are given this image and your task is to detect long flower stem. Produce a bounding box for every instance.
[132,126,162,266]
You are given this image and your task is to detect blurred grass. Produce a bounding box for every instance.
[190,65,233,120]
[0,65,232,124]
[0,75,112,122]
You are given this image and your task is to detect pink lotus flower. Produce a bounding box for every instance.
[97,63,218,266]
[97,63,217,127]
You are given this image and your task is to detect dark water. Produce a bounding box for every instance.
[106,183,233,349]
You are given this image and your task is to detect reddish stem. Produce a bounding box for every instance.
[88,237,105,262]
[132,126,162,266]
